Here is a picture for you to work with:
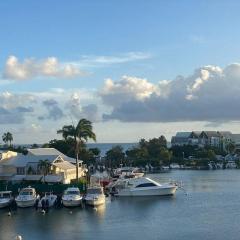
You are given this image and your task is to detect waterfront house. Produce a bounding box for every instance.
[171,132,192,146]
[171,131,237,150]
[0,148,87,184]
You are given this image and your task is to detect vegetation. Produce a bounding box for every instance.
[57,118,96,181]
[38,159,51,183]
[2,132,13,147]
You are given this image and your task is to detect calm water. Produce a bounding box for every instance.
[1,170,240,240]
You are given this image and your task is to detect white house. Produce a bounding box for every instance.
[0,148,87,184]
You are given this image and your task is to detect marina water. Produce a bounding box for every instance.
[0,170,240,240]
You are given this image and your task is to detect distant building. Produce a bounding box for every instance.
[171,131,239,150]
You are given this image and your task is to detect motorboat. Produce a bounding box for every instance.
[113,167,144,179]
[38,192,57,208]
[109,177,177,197]
[84,186,105,206]
[0,191,14,208]
[15,187,39,208]
[62,187,82,207]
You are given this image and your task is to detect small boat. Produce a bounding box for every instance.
[38,192,57,208]
[113,167,144,179]
[15,187,39,208]
[0,191,14,208]
[110,177,177,197]
[62,187,82,207]
[85,186,105,206]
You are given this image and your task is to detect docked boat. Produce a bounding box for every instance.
[15,187,39,208]
[0,191,14,208]
[85,186,105,206]
[38,192,57,208]
[62,187,82,207]
[113,167,144,179]
[109,177,177,197]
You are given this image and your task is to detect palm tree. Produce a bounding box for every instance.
[38,159,51,183]
[57,118,96,181]
[2,132,13,147]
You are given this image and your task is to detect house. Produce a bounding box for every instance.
[171,132,192,146]
[0,148,87,184]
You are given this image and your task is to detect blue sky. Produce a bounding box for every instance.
[1,0,240,144]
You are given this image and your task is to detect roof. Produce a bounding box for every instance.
[53,161,76,170]
[27,148,78,163]
[28,148,66,157]
[175,132,192,138]
[191,131,202,137]
[24,175,43,181]
[201,131,220,138]
[0,154,59,167]
[218,131,232,138]
[44,175,63,183]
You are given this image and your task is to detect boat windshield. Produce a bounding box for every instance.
[87,188,102,194]
[0,193,11,198]
[66,191,80,195]
[20,191,33,196]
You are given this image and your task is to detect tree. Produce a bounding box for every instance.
[2,132,13,147]
[38,159,51,183]
[207,149,216,161]
[57,118,96,181]
[226,142,235,154]
[105,145,125,168]
[160,148,172,166]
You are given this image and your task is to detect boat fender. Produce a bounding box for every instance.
[15,235,22,240]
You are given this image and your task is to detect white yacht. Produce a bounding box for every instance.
[15,187,39,208]
[62,187,82,207]
[110,177,177,197]
[85,186,105,206]
[38,192,57,208]
[0,191,14,208]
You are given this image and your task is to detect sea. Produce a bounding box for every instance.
[1,170,240,240]
[86,143,137,156]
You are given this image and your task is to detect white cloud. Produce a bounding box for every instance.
[70,52,151,68]
[100,63,240,123]
[3,55,85,80]
[100,75,171,108]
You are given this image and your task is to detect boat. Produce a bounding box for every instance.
[113,167,144,179]
[15,187,39,208]
[109,177,177,197]
[0,191,14,208]
[38,192,57,208]
[62,187,82,207]
[84,186,105,206]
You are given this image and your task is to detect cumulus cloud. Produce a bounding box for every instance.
[3,56,85,80]
[100,75,171,107]
[0,92,36,124]
[66,93,99,122]
[100,63,240,123]
[39,99,64,121]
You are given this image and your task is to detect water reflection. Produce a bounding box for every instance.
[1,170,240,240]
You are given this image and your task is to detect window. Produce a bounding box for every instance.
[136,183,156,188]
[17,167,25,175]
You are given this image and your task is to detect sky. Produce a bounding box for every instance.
[1,0,240,144]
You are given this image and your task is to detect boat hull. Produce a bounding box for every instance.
[116,185,177,197]
[38,195,57,208]
[0,200,11,208]
[85,196,105,206]
[62,199,82,207]
[16,199,36,208]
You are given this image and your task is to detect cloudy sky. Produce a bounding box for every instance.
[1,0,240,144]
